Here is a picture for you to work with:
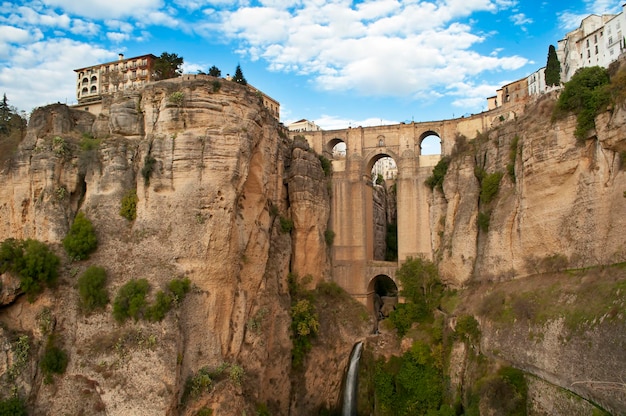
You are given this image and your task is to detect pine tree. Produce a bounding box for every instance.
[232,64,247,85]
[0,94,12,135]
[208,65,221,77]
[545,45,561,87]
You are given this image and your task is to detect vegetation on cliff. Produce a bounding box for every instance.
[0,238,59,301]
[553,66,610,140]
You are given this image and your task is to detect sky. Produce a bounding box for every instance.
[0,0,623,131]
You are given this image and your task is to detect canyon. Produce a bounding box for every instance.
[0,72,624,415]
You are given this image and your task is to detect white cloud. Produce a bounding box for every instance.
[510,13,532,27]
[70,19,100,36]
[0,38,116,112]
[0,25,40,44]
[42,0,163,19]
[107,32,130,42]
[207,0,526,104]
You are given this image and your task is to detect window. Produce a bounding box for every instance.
[588,49,591,58]
[594,35,597,43]
[595,45,598,54]
[587,39,590,47]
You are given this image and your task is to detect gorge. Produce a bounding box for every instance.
[0,67,625,415]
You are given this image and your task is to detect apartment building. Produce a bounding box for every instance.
[557,5,626,82]
[73,53,157,113]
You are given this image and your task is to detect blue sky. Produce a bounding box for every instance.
[0,0,622,130]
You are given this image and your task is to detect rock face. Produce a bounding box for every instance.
[435,94,626,285]
[432,93,626,414]
[0,77,346,415]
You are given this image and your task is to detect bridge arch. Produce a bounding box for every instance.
[326,137,346,159]
[418,130,442,155]
[367,274,399,319]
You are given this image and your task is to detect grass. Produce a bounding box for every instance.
[477,264,626,333]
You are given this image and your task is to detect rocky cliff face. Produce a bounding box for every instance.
[0,77,348,415]
[432,93,626,414]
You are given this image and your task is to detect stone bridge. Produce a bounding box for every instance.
[291,108,517,309]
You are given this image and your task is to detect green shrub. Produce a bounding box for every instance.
[455,315,481,344]
[477,367,527,416]
[388,257,443,336]
[228,364,244,386]
[80,135,101,151]
[0,396,27,416]
[553,66,611,141]
[373,341,445,415]
[211,80,221,92]
[477,211,490,232]
[319,155,332,177]
[141,155,157,185]
[169,91,184,105]
[120,189,138,221]
[196,408,213,416]
[480,172,503,205]
[507,135,519,181]
[78,266,108,313]
[113,278,150,323]
[0,238,60,302]
[182,366,213,403]
[324,229,335,246]
[168,277,191,301]
[147,290,172,322]
[291,299,319,369]
[279,216,294,233]
[40,336,68,384]
[62,212,98,260]
[425,156,450,191]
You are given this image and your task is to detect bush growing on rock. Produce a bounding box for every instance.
[120,189,138,221]
[0,238,60,302]
[0,396,27,416]
[40,335,68,384]
[77,266,108,313]
[113,278,150,323]
[62,212,98,260]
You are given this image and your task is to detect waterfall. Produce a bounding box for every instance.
[342,341,364,416]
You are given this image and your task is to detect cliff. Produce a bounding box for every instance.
[1,72,626,415]
[0,77,354,415]
[432,92,626,414]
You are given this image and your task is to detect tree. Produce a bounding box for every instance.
[232,64,247,85]
[554,66,610,140]
[545,44,561,87]
[208,65,221,77]
[62,212,98,260]
[153,52,184,80]
[0,94,10,133]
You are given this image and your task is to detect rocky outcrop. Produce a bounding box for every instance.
[0,77,332,416]
[286,137,331,286]
[433,93,626,414]
[435,94,626,285]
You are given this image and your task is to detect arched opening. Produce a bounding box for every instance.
[90,86,97,94]
[367,275,399,329]
[419,131,442,155]
[81,87,88,95]
[82,77,89,85]
[367,154,398,262]
[90,75,97,83]
[327,138,346,159]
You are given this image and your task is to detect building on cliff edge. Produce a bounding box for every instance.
[72,53,281,122]
[73,53,157,115]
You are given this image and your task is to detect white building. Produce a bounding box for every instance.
[557,5,626,82]
[288,119,322,132]
[527,67,546,96]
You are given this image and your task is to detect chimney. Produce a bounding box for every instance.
[118,53,124,61]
